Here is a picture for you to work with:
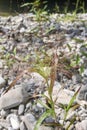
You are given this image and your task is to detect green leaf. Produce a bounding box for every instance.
[34,110,52,130]
[66,116,76,130]
[81,51,87,57]
[38,99,50,110]
[64,87,81,122]
[79,64,84,74]
[66,87,81,112]
[67,44,72,52]
[20,3,32,7]
[13,47,17,56]
[35,66,50,81]
[76,54,80,65]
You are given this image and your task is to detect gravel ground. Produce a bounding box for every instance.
[0,13,87,130]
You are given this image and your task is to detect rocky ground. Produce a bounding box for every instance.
[0,13,87,130]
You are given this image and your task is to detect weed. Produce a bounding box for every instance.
[3,47,82,129]
[33,51,80,130]
[21,0,48,22]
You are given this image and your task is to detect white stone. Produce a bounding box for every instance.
[8,127,14,130]
[0,76,6,88]
[20,122,27,130]
[75,120,87,130]
[83,69,87,77]
[77,85,87,101]
[39,126,54,130]
[0,109,8,118]
[0,61,3,68]
[22,114,36,130]
[0,119,10,129]
[0,86,30,110]
[45,84,74,105]
[9,115,20,130]
[20,27,25,33]
[18,104,25,115]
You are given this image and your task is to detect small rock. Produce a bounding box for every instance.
[8,127,14,130]
[0,125,2,129]
[0,76,6,88]
[0,109,8,118]
[78,85,87,101]
[36,102,44,108]
[26,102,32,109]
[9,114,20,130]
[82,69,87,77]
[0,86,30,110]
[45,117,55,123]
[45,83,74,105]
[0,119,10,129]
[72,74,82,84]
[75,120,87,130]
[18,104,25,115]
[64,121,70,129]
[20,122,27,130]
[66,111,76,120]
[39,126,54,130]
[0,61,3,69]
[22,114,36,130]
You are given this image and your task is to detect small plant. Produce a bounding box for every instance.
[33,50,81,130]
[3,47,17,68]
[21,0,48,22]
[4,48,82,129]
[56,0,86,22]
[34,51,59,130]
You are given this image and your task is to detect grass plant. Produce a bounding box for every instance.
[33,51,81,130]
[21,0,48,22]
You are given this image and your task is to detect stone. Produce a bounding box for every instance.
[0,76,6,88]
[77,85,87,101]
[72,74,82,84]
[38,126,54,130]
[8,127,14,130]
[66,111,76,120]
[0,109,8,118]
[22,114,36,130]
[20,122,27,130]
[0,61,3,69]
[75,120,87,130]
[0,119,10,129]
[45,117,55,124]
[0,125,2,129]
[9,114,20,130]
[30,72,45,84]
[82,69,87,77]
[0,86,30,110]
[18,104,25,115]
[45,83,74,106]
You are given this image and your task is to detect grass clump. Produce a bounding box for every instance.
[21,0,48,21]
[33,51,81,130]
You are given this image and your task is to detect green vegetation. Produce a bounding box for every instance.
[32,50,81,130]
[1,0,87,129]
[20,0,86,22]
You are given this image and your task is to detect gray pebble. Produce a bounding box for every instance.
[0,109,8,118]
[18,104,25,115]
[75,120,87,130]
[20,122,27,130]
[0,76,6,89]
[7,114,20,130]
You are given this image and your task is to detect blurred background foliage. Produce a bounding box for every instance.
[0,0,86,14]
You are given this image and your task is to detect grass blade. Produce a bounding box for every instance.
[34,110,52,130]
